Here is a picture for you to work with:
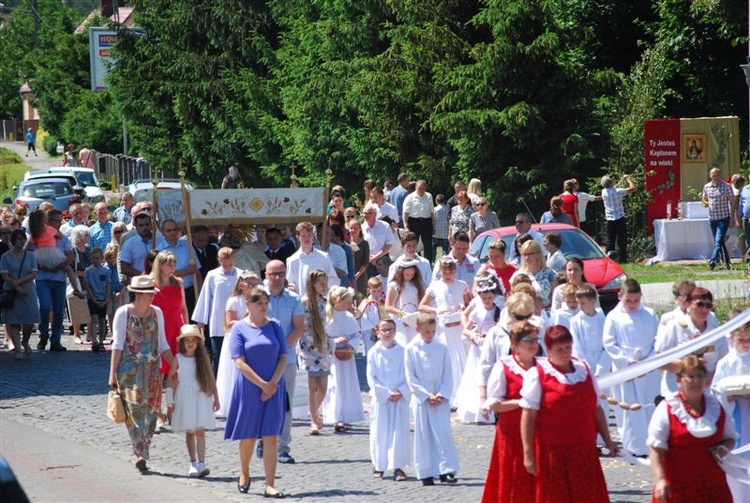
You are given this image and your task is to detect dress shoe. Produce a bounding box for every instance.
[421,477,435,486]
[439,473,458,484]
[49,343,67,352]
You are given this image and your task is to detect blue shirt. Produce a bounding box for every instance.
[85,265,110,301]
[740,185,750,219]
[267,288,304,361]
[89,220,112,251]
[388,185,408,224]
[156,236,194,288]
[105,263,122,295]
[113,206,131,225]
[120,234,153,275]
[601,187,628,221]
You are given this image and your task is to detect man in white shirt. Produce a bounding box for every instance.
[285,221,339,293]
[403,180,436,264]
[432,231,479,287]
[372,186,398,222]
[361,203,393,278]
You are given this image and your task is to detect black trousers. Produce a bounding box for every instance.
[606,217,628,263]
[407,217,434,264]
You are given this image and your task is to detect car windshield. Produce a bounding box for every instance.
[473,228,605,262]
[75,172,97,187]
[23,182,72,198]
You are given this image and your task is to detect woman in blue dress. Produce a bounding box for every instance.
[224,286,288,499]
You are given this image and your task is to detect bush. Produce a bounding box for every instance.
[0,147,21,165]
[43,135,59,156]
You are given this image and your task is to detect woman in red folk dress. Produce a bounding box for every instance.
[559,180,579,228]
[520,325,618,503]
[647,355,735,503]
[481,321,540,503]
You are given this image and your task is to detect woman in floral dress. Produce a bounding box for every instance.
[109,276,176,472]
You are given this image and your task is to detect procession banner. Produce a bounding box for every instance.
[188,188,327,225]
[596,309,750,391]
[156,189,186,225]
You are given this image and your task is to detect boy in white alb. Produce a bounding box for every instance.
[405,313,459,486]
[367,319,410,481]
[550,283,579,329]
[603,279,659,457]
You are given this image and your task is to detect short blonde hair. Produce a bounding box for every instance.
[416,312,436,328]
[218,247,234,259]
[562,283,579,297]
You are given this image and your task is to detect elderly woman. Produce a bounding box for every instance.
[481,320,540,503]
[68,225,91,344]
[1,230,39,360]
[510,241,558,309]
[108,276,176,472]
[648,355,736,502]
[520,326,618,502]
[449,190,473,237]
[540,196,573,225]
[225,287,287,498]
[655,287,726,397]
[469,197,500,243]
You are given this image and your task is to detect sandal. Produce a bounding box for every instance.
[309,424,320,436]
[334,422,345,432]
[394,468,407,482]
[373,470,384,478]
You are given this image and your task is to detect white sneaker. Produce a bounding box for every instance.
[188,462,200,478]
[196,461,210,478]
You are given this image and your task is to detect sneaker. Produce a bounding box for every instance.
[188,462,200,478]
[256,439,263,459]
[49,343,67,352]
[196,461,210,478]
[277,452,295,464]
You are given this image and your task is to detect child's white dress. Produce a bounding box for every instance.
[454,298,496,423]
[172,353,216,432]
[322,310,365,424]
[387,281,419,347]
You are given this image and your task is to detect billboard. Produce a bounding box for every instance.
[89,27,117,91]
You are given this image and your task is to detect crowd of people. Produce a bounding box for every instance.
[1,175,747,501]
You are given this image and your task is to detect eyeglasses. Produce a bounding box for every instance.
[519,336,540,344]
[266,272,285,277]
[511,313,532,320]
[693,300,713,309]
[345,215,357,219]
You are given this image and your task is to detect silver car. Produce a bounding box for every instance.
[15,178,83,212]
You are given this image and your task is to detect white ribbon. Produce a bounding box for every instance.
[596,309,750,391]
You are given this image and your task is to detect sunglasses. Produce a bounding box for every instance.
[114,230,125,235]
[476,202,487,206]
[693,300,713,309]
[511,313,532,321]
[519,336,540,344]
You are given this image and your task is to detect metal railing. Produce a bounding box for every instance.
[93,152,174,191]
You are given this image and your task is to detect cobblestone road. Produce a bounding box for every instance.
[0,335,652,502]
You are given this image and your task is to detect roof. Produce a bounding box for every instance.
[74,6,135,35]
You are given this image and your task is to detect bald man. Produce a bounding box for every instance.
[701,167,736,270]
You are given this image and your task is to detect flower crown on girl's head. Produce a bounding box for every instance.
[397,258,420,269]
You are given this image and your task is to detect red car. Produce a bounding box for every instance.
[470,223,627,312]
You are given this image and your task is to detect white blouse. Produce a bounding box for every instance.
[112,304,170,353]
[647,392,737,450]
[519,357,597,410]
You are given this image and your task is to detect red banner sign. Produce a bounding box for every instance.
[644,119,681,234]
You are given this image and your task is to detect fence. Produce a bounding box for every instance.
[94,152,175,191]
[0,119,39,142]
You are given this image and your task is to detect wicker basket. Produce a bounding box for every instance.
[334,344,355,361]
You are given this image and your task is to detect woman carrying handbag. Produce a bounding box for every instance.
[1,230,39,360]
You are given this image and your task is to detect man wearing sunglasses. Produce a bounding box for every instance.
[509,213,546,263]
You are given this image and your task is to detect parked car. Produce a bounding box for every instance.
[127,178,194,203]
[15,178,82,212]
[470,223,627,312]
[26,167,105,204]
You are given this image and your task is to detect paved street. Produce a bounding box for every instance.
[0,338,654,502]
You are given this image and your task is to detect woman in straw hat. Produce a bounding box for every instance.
[108,275,176,473]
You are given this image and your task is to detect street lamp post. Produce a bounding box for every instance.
[743,58,750,158]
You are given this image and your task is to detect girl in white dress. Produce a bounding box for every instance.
[455,274,500,423]
[385,259,424,347]
[419,256,472,405]
[322,287,365,429]
[215,271,259,417]
[167,325,219,478]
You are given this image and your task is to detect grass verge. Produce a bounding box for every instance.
[622,262,746,284]
[0,163,28,204]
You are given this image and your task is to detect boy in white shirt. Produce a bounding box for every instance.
[550,283,579,329]
[405,313,459,486]
[367,319,410,482]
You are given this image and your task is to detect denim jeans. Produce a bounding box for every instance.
[709,217,730,264]
[432,237,449,260]
[37,279,67,345]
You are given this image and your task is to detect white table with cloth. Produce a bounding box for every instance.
[653,218,743,261]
